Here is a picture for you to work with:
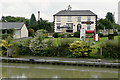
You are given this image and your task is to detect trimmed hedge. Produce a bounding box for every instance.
[74,32,80,38]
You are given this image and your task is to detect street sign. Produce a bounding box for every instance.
[80,28,86,41]
[95,34,99,41]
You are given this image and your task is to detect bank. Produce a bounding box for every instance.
[1,57,120,69]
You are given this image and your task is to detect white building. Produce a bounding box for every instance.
[53,10,97,33]
[1,22,28,39]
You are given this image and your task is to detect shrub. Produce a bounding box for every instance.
[69,41,92,58]
[99,33,103,37]
[114,31,118,36]
[2,34,9,39]
[0,40,12,56]
[53,33,59,38]
[28,29,34,37]
[103,34,108,37]
[12,39,33,57]
[60,33,72,38]
[43,33,48,38]
[74,32,80,38]
[12,42,21,57]
[100,40,119,59]
[7,28,15,36]
[29,30,48,55]
[46,38,74,57]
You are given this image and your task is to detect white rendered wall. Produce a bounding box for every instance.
[54,16,96,33]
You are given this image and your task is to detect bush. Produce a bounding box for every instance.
[99,33,103,37]
[11,39,33,57]
[28,29,34,37]
[2,34,9,39]
[7,28,15,36]
[74,32,80,38]
[100,40,120,59]
[46,38,74,57]
[53,33,59,38]
[69,41,93,58]
[12,42,21,57]
[114,31,118,36]
[60,33,72,38]
[0,40,12,56]
[29,30,48,55]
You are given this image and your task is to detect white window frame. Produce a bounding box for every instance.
[15,30,20,35]
[87,25,91,30]
[56,23,61,31]
[56,16,61,22]
[78,16,81,22]
[66,23,73,29]
[87,16,91,21]
[68,16,72,22]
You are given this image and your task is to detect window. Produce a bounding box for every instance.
[56,16,61,22]
[15,30,20,35]
[56,23,61,31]
[78,16,81,22]
[87,25,91,30]
[68,16,72,22]
[66,23,73,29]
[87,16,91,21]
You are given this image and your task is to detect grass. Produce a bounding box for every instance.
[18,35,119,48]
[46,36,119,48]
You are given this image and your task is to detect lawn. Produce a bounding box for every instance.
[21,35,119,48]
[47,36,119,48]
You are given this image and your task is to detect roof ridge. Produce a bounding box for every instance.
[0,22,25,23]
[54,10,97,16]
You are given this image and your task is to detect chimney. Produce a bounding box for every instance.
[38,11,40,21]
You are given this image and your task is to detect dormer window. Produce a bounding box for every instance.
[68,16,72,22]
[57,16,61,22]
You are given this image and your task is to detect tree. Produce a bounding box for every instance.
[1,16,29,27]
[29,13,37,28]
[1,15,54,32]
[97,19,105,30]
[97,18,112,30]
[106,12,115,23]
[29,30,48,54]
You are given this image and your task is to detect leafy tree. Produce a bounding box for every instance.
[37,18,53,32]
[1,16,29,27]
[29,30,48,54]
[106,12,115,23]
[102,19,112,29]
[1,15,54,32]
[97,18,112,30]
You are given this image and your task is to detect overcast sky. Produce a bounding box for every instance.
[0,0,120,23]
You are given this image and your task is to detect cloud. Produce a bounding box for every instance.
[1,0,119,22]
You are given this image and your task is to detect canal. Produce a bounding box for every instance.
[1,63,119,78]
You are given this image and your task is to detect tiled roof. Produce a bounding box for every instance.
[54,10,97,16]
[0,22,24,29]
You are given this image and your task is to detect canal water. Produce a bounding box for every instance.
[1,63,119,78]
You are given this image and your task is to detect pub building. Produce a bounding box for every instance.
[53,10,97,34]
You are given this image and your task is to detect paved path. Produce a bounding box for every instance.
[13,37,32,42]
[20,56,120,63]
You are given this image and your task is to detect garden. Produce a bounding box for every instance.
[0,29,120,60]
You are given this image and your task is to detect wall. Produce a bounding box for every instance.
[54,16,96,33]
[14,30,21,39]
[21,24,28,38]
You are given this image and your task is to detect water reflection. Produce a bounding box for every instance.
[2,63,119,78]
